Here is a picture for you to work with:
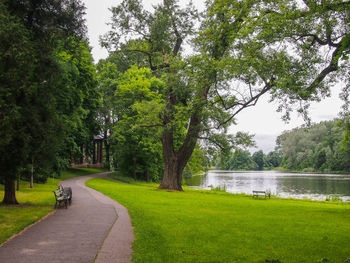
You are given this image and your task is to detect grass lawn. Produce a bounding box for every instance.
[0,168,106,245]
[86,177,350,263]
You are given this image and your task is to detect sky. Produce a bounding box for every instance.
[82,0,344,153]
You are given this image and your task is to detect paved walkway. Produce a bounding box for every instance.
[0,172,134,263]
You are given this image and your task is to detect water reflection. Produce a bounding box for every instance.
[186,170,350,201]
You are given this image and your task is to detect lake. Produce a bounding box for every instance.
[185,170,350,202]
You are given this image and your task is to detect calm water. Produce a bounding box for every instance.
[186,170,350,201]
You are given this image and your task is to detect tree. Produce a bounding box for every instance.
[53,38,100,171]
[0,2,34,204]
[265,151,282,168]
[0,0,90,204]
[108,66,165,181]
[220,150,257,170]
[101,0,349,191]
[252,151,265,170]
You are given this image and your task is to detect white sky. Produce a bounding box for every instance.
[82,0,344,153]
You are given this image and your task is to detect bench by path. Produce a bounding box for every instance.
[0,172,134,263]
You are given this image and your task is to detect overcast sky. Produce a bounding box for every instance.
[82,0,344,153]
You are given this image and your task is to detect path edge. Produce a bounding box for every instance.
[0,210,56,248]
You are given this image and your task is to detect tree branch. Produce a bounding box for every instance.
[197,136,226,151]
[216,83,272,129]
[305,38,344,95]
[296,33,338,47]
[138,123,164,128]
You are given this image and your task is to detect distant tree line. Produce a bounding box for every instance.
[216,149,282,171]
[277,119,350,173]
[217,119,350,173]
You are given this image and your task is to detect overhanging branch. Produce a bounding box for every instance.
[216,83,272,129]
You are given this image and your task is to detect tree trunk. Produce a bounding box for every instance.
[16,175,20,191]
[146,170,150,182]
[133,156,137,180]
[30,158,34,188]
[159,111,202,191]
[159,153,185,191]
[104,117,110,170]
[2,177,18,204]
[104,130,110,170]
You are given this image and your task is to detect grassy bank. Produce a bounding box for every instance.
[86,178,350,263]
[0,168,106,245]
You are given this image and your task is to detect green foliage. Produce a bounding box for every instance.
[325,194,342,203]
[103,66,165,181]
[209,184,227,192]
[53,39,100,170]
[0,0,98,203]
[87,178,350,263]
[277,119,350,172]
[219,150,257,170]
[183,146,208,179]
[252,150,265,170]
[217,149,281,171]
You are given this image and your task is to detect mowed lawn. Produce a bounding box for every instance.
[86,178,350,263]
[0,168,106,245]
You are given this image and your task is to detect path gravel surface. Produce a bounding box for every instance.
[0,172,134,263]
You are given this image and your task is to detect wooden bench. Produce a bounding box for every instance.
[253,190,270,199]
[53,185,72,208]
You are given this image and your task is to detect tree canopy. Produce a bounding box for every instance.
[277,119,350,172]
[0,0,98,204]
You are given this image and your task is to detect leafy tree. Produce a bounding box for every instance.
[0,0,90,204]
[265,151,282,169]
[221,150,257,170]
[108,66,165,181]
[252,150,265,170]
[0,2,35,203]
[101,0,349,191]
[53,38,100,171]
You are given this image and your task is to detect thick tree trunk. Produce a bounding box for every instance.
[159,153,185,191]
[2,177,18,204]
[159,111,202,191]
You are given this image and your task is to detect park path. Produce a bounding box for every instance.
[0,172,134,263]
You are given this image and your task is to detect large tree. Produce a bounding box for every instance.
[101,0,349,191]
[0,0,91,204]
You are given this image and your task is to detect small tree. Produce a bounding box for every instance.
[252,151,265,171]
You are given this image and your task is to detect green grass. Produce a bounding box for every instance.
[86,178,350,263]
[0,168,106,245]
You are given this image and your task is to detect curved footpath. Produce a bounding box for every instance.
[0,172,134,263]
